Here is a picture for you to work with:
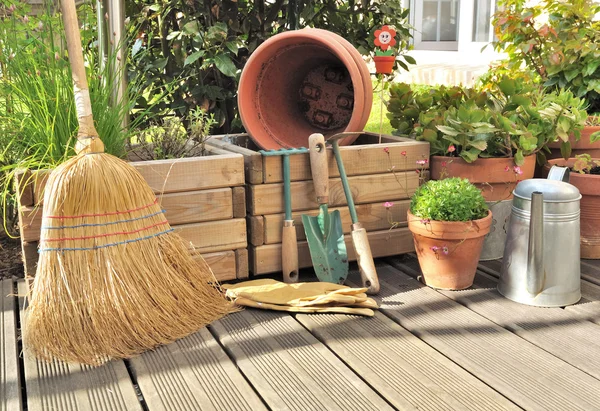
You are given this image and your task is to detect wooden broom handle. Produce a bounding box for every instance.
[61,0,104,154]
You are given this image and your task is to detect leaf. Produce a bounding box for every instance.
[564,69,579,82]
[166,31,181,41]
[460,148,481,163]
[498,77,516,96]
[436,125,460,136]
[183,21,200,36]
[214,53,237,77]
[132,38,143,57]
[184,50,205,66]
[585,60,600,77]
[514,149,524,166]
[560,141,572,160]
[591,130,600,143]
[226,41,240,56]
[469,140,488,151]
[422,128,437,142]
[403,55,416,65]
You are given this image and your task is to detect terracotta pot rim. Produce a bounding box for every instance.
[373,55,395,61]
[431,154,535,163]
[238,29,369,149]
[407,210,493,240]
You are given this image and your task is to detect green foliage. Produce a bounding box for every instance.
[410,178,489,222]
[493,0,600,113]
[131,108,216,160]
[387,77,587,165]
[573,154,600,174]
[127,0,413,132]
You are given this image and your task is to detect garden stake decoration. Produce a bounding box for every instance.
[373,25,397,143]
[24,0,234,366]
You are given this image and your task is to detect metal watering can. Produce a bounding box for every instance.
[498,166,582,307]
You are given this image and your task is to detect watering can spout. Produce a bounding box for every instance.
[527,192,545,295]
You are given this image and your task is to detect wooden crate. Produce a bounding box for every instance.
[208,132,430,275]
[15,146,248,282]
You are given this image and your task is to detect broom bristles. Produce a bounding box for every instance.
[25,152,236,365]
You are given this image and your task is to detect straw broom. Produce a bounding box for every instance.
[24,0,234,366]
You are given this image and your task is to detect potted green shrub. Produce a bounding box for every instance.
[545,154,600,259]
[493,0,600,158]
[407,178,491,290]
[388,77,587,201]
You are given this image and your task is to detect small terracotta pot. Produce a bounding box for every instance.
[430,155,536,201]
[238,29,372,149]
[373,56,395,74]
[547,124,600,159]
[408,210,493,290]
[545,158,600,259]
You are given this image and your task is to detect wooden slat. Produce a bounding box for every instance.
[21,241,38,279]
[130,327,266,411]
[20,188,235,242]
[197,251,236,282]
[261,200,410,245]
[1,280,21,411]
[206,136,264,184]
[393,256,600,381]
[14,169,34,207]
[262,138,429,183]
[18,281,142,411]
[32,155,246,203]
[175,218,247,254]
[131,154,245,193]
[31,170,50,205]
[161,188,233,226]
[235,248,249,280]
[581,260,600,286]
[211,309,393,411]
[232,186,246,218]
[248,216,265,246]
[373,262,600,410]
[249,171,423,215]
[298,306,518,410]
[250,227,414,274]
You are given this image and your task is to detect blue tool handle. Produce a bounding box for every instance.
[332,140,358,224]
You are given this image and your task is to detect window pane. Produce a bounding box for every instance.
[440,0,459,41]
[422,1,439,41]
[473,0,493,42]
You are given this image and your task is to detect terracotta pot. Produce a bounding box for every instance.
[238,29,372,149]
[408,210,492,290]
[373,56,395,74]
[545,158,600,259]
[547,125,600,159]
[430,155,536,201]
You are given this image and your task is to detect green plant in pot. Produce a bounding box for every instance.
[493,0,600,158]
[545,154,600,259]
[407,178,491,290]
[388,77,587,201]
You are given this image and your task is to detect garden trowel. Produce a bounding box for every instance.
[302,133,349,284]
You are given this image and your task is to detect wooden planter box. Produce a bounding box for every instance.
[15,145,248,282]
[208,133,430,275]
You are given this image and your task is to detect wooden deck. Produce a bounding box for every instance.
[3,255,600,411]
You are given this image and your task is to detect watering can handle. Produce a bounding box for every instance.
[309,134,329,205]
[547,165,570,182]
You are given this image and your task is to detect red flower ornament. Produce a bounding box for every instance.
[374,26,397,51]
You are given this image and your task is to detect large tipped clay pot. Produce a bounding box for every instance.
[547,125,600,159]
[430,155,536,201]
[408,211,493,290]
[545,158,600,259]
[238,29,372,149]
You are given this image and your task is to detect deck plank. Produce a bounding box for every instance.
[130,327,266,411]
[18,281,142,411]
[211,309,393,411]
[478,258,600,324]
[391,256,600,381]
[1,279,21,411]
[297,307,518,410]
[375,262,600,410]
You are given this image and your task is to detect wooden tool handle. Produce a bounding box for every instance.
[282,221,299,283]
[61,0,104,154]
[351,224,380,295]
[308,133,329,205]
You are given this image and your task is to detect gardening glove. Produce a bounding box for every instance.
[232,297,375,317]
